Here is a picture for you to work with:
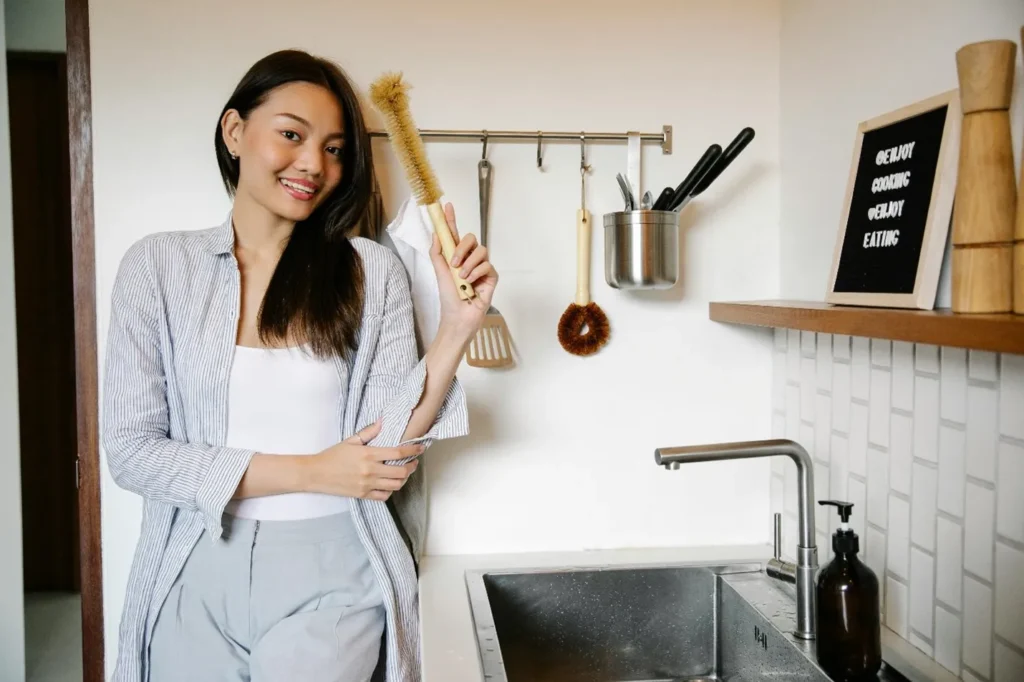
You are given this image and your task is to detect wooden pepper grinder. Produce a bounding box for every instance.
[1016,26,1024,314]
[952,39,1017,313]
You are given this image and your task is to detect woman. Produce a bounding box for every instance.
[101,49,496,682]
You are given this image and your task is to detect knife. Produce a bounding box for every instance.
[651,186,676,211]
[665,144,723,212]
[689,127,756,198]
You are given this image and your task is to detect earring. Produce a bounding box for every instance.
[230,151,238,160]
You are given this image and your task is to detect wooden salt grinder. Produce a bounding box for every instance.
[1016,27,1024,314]
[952,39,1017,313]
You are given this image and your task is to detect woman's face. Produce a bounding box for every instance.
[222,82,345,223]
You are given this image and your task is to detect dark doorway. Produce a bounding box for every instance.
[7,50,79,594]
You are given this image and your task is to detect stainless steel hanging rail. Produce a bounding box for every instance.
[368,124,673,155]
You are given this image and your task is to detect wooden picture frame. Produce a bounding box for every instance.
[826,89,960,309]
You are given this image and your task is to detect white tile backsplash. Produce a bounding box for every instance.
[853,337,871,400]
[964,483,995,581]
[938,426,966,518]
[774,327,787,352]
[887,576,909,638]
[934,605,962,674]
[848,476,867,540]
[817,333,832,392]
[833,334,851,360]
[814,394,831,464]
[832,360,851,433]
[996,441,1024,544]
[866,526,887,588]
[867,447,889,529]
[801,330,816,356]
[936,516,962,610]
[887,496,910,579]
[890,413,913,496]
[1000,354,1024,440]
[995,640,1024,682]
[994,543,1024,650]
[801,356,816,421]
[911,463,938,552]
[893,341,915,411]
[963,577,993,678]
[940,347,967,422]
[850,403,869,477]
[788,329,801,377]
[774,335,1023,676]
[872,339,892,367]
[916,344,939,374]
[910,548,935,638]
[773,351,787,410]
[968,350,997,382]
[830,434,849,502]
[869,368,891,447]
[965,385,998,484]
[914,375,940,463]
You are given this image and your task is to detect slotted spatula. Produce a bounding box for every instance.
[465,156,514,368]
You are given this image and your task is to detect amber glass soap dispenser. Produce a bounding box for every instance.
[815,500,881,681]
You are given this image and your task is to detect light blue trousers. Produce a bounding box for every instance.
[149,511,386,682]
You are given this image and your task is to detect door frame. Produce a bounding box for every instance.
[65,0,104,679]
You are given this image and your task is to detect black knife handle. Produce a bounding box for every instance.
[651,186,676,211]
[667,144,723,212]
[691,127,755,197]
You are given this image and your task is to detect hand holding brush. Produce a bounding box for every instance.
[369,72,477,300]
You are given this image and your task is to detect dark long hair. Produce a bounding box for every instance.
[214,49,371,359]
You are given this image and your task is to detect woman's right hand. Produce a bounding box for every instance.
[305,420,425,502]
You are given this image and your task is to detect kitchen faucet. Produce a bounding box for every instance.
[654,438,818,641]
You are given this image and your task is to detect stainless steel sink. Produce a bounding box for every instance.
[465,561,833,682]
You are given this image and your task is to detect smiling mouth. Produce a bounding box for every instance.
[280,178,318,199]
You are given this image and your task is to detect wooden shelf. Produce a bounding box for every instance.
[709,300,1024,355]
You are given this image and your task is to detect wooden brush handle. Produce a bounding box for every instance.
[575,208,591,306]
[426,202,476,300]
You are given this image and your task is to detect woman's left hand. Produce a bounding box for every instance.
[429,202,499,339]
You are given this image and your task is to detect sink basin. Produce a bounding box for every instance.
[464,561,831,682]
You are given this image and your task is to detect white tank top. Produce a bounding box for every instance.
[223,344,351,520]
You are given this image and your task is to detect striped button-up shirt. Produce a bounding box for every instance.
[101,212,468,682]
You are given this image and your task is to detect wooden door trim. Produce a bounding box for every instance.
[65,0,104,679]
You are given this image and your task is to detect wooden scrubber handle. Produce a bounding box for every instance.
[426,202,476,300]
[575,208,591,306]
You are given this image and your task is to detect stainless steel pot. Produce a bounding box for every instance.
[603,209,681,289]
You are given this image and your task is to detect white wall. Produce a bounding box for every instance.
[91,0,780,670]
[4,0,64,52]
[0,0,27,676]
[780,0,1024,301]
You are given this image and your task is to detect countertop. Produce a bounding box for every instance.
[417,542,772,682]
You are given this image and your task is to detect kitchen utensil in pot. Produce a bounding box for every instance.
[604,209,681,289]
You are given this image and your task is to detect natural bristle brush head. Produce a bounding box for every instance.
[557,302,610,356]
[368,72,441,206]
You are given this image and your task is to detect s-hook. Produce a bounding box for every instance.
[580,134,590,213]
[537,131,544,171]
[480,130,489,160]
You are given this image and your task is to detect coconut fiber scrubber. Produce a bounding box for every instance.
[558,161,609,356]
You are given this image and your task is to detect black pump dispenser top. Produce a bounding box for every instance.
[819,499,859,554]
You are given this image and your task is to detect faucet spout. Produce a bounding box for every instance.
[654,438,818,640]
